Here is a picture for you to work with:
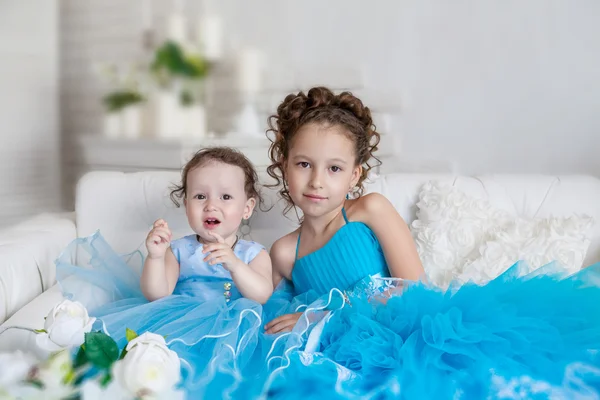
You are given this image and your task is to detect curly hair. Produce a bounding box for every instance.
[266,86,381,214]
[170,146,264,209]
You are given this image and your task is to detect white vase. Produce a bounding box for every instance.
[156,92,181,139]
[122,105,142,139]
[184,104,207,139]
[103,112,121,139]
[234,101,261,137]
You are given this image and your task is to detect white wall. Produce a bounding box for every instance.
[61,0,600,192]
[213,0,600,175]
[0,0,60,227]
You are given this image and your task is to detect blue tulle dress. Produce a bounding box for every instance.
[57,204,600,399]
[257,208,600,399]
[56,232,277,398]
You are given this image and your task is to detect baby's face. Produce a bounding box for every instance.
[184,161,254,244]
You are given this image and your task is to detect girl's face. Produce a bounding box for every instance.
[184,161,255,243]
[284,123,361,219]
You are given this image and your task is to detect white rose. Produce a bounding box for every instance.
[449,224,477,254]
[111,332,181,398]
[81,380,185,400]
[35,299,96,352]
[0,351,74,400]
[81,379,131,400]
[125,332,170,350]
[1,385,45,400]
[0,351,36,387]
[36,350,73,390]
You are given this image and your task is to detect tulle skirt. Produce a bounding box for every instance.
[57,232,600,399]
[264,261,600,399]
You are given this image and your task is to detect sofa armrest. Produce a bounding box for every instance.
[0,284,64,355]
[0,212,76,324]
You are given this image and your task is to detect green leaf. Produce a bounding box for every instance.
[125,328,138,342]
[150,41,210,81]
[84,332,119,369]
[63,369,76,385]
[119,328,139,360]
[100,372,112,387]
[102,91,145,112]
[180,90,194,106]
[73,346,88,369]
[28,379,43,389]
[34,329,47,333]
[71,346,89,387]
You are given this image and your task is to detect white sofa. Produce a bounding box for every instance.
[1,171,600,353]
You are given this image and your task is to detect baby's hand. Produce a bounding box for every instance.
[202,232,242,272]
[146,219,172,259]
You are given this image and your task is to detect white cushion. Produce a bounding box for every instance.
[368,174,600,269]
[460,214,593,284]
[411,181,595,288]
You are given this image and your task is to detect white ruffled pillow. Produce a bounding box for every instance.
[411,181,595,289]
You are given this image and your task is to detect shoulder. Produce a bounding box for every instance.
[170,234,197,249]
[169,234,197,263]
[237,239,268,264]
[270,230,299,279]
[346,193,400,225]
[237,238,266,252]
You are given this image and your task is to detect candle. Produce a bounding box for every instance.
[238,48,262,95]
[198,14,223,61]
[167,13,186,42]
[142,0,152,31]
[173,0,184,13]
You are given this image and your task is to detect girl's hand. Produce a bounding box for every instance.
[264,312,303,334]
[146,219,172,259]
[202,232,243,272]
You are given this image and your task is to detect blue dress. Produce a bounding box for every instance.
[56,231,275,398]
[260,208,600,399]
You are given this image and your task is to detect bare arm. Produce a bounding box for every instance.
[360,193,425,281]
[230,249,273,304]
[140,247,180,301]
[264,233,302,334]
[141,219,180,301]
[270,233,296,288]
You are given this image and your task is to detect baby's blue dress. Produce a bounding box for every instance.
[56,231,274,398]
[260,208,600,399]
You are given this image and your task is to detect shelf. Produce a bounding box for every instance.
[77,132,396,174]
[77,134,273,172]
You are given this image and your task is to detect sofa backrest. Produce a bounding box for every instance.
[365,173,600,266]
[76,171,600,266]
[75,171,299,260]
